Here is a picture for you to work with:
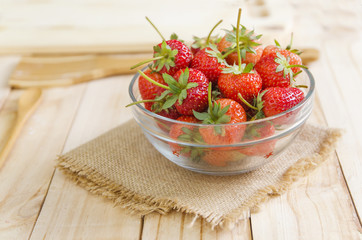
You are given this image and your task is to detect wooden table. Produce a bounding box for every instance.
[1,0,362,239]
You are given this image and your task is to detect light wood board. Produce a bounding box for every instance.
[0,0,361,239]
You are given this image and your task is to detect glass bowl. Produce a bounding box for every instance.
[128,69,315,175]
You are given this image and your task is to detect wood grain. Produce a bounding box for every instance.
[0,0,361,239]
[9,54,150,88]
[29,76,142,240]
[0,0,293,55]
[316,41,362,222]
[250,94,362,239]
[0,85,86,240]
[0,88,42,168]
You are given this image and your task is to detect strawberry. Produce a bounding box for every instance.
[138,68,166,101]
[254,52,306,89]
[190,20,223,55]
[217,25,262,65]
[169,115,203,158]
[130,17,192,76]
[171,68,209,115]
[261,35,303,74]
[218,63,262,109]
[202,148,246,167]
[194,84,247,145]
[190,45,227,84]
[129,68,180,120]
[262,87,304,117]
[137,68,209,116]
[153,40,192,75]
[239,122,276,156]
[217,10,262,110]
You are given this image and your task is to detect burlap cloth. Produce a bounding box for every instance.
[56,120,341,229]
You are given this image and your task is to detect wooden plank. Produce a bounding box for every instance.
[0,56,20,88]
[314,41,362,221]
[9,54,150,88]
[142,212,252,240]
[30,75,142,240]
[0,85,86,240]
[250,92,362,239]
[0,0,293,54]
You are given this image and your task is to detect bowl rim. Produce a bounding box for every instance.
[128,67,315,127]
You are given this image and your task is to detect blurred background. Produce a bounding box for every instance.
[1,0,360,55]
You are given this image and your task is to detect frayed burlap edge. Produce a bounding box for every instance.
[56,128,342,230]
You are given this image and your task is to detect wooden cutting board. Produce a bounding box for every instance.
[0,0,295,55]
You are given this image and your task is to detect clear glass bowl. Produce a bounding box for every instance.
[128,69,315,175]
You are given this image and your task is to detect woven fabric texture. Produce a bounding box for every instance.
[57,120,341,229]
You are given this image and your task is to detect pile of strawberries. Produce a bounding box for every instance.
[129,10,308,167]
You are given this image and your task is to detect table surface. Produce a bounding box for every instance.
[1,0,362,239]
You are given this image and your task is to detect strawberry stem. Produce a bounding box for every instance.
[207,82,213,109]
[138,70,170,90]
[130,56,164,69]
[221,47,236,59]
[126,99,159,107]
[146,17,166,42]
[238,93,257,110]
[286,32,294,51]
[206,20,223,45]
[287,64,308,69]
[236,8,242,71]
[295,84,308,88]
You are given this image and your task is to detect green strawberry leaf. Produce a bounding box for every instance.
[178,134,192,141]
[243,63,254,73]
[162,95,178,109]
[170,33,184,42]
[179,89,187,104]
[217,114,231,124]
[222,25,262,60]
[274,52,293,78]
[186,82,198,89]
[222,63,254,75]
[154,90,170,101]
[193,110,210,121]
[274,39,282,48]
[162,73,178,86]
[219,104,230,116]
[214,126,223,135]
[205,44,226,64]
[153,41,178,72]
[177,68,190,87]
[181,127,193,135]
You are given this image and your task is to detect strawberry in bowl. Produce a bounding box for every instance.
[127,9,315,175]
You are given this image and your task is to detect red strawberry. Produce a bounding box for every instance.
[217,25,262,66]
[138,68,166,100]
[171,68,209,115]
[239,122,276,156]
[136,68,209,116]
[262,46,302,74]
[190,45,226,84]
[217,10,262,110]
[262,87,304,117]
[261,36,303,74]
[218,64,262,109]
[255,53,306,89]
[202,148,246,167]
[153,39,192,76]
[130,17,192,76]
[194,98,247,145]
[169,115,202,158]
